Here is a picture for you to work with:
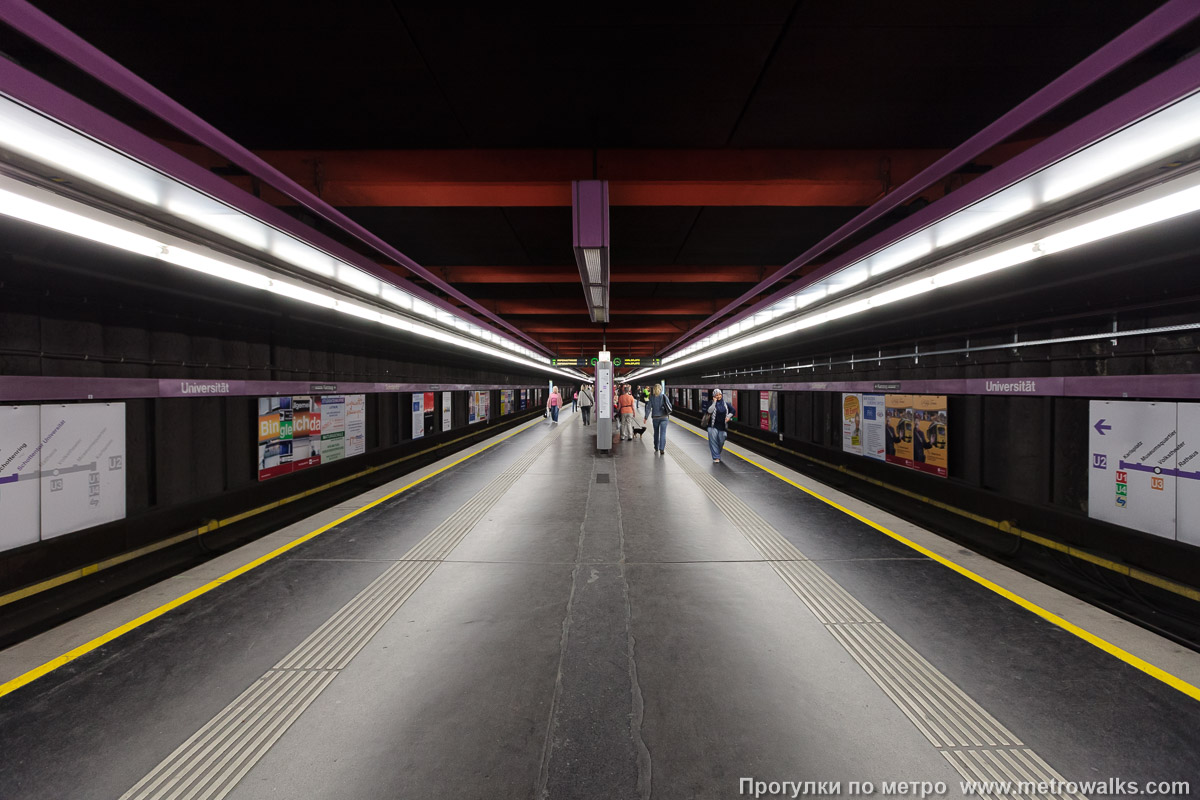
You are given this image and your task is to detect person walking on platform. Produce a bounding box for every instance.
[617,385,637,440]
[579,384,594,425]
[703,388,735,462]
[572,388,578,413]
[643,384,672,454]
[547,386,562,423]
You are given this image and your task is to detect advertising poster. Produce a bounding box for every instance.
[479,391,491,421]
[500,391,509,417]
[345,395,366,457]
[520,389,527,410]
[258,396,293,480]
[0,405,42,550]
[412,392,425,440]
[321,395,348,464]
[760,391,770,431]
[842,393,863,455]
[769,391,779,433]
[39,403,127,539]
[290,396,321,471]
[912,395,948,477]
[1088,400,1178,540]
[1175,403,1200,547]
[423,391,436,437]
[442,392,452,432]
[861,394,887,461]
[468,392,477,424]
[885,394,915,467]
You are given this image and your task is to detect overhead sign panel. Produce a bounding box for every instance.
[551,357,662,367]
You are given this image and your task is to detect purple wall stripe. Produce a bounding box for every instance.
[0,377,542,403]
[673,373,1200,400]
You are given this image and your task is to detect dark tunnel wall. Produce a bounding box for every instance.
[0,234,564,598]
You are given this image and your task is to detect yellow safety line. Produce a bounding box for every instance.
[0,417,544,700]
[687,425,1200,603]
[671,419,1200,703]
[0,416,539,611]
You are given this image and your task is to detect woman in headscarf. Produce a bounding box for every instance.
[703,388,735,463]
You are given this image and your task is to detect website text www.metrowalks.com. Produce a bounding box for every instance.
[739,778,1192,798]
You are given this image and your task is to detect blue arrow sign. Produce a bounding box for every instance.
[1094,419,1112,435]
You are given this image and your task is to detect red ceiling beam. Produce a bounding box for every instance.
[429,265,770,283]
[486,298,720,315]
[168,146,1041,208]
[522,323,685,333]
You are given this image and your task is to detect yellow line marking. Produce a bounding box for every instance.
[0,417,539,611]
[671,419,1200,703]
[0,417,544,701]
[682,423,1200,603]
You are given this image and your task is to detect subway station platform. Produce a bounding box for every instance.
[1,408,1198,800]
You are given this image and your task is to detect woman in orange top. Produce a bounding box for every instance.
[617,385,637,440]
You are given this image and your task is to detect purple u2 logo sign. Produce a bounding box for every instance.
[1093,454,1108,469]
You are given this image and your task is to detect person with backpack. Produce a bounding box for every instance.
[579,384,594,425]
[642,384,672,454]
[702,388,735,462]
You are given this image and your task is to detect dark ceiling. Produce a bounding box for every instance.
[2,0,1183,363]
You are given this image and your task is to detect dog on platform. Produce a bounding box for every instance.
[631,424,647,440]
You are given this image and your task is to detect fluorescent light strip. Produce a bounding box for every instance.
[638,169,1200,380]
[0,176,577,381]
[583,248,602,283]
[673,90,1200,352]
[0,95,543,360]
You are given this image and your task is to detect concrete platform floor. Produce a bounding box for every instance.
[1,410,1198,800]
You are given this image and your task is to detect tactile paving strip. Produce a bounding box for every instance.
[669,441,1085,799]
[121,418,572,800]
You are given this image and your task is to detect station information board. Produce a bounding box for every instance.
[551,357,662,367]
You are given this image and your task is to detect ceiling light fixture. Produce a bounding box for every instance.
[0,174,578,380]
[631,165,1200,382]
[662,87,1200,360]
[0,94,548,360]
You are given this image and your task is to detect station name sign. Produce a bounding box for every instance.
[160,379,243,397]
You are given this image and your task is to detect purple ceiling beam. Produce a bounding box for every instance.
[0,0,550,356]
[659,0,1200,356]
[0,57,530,348]
[572,180,610,324]
[693,50,1200,345]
